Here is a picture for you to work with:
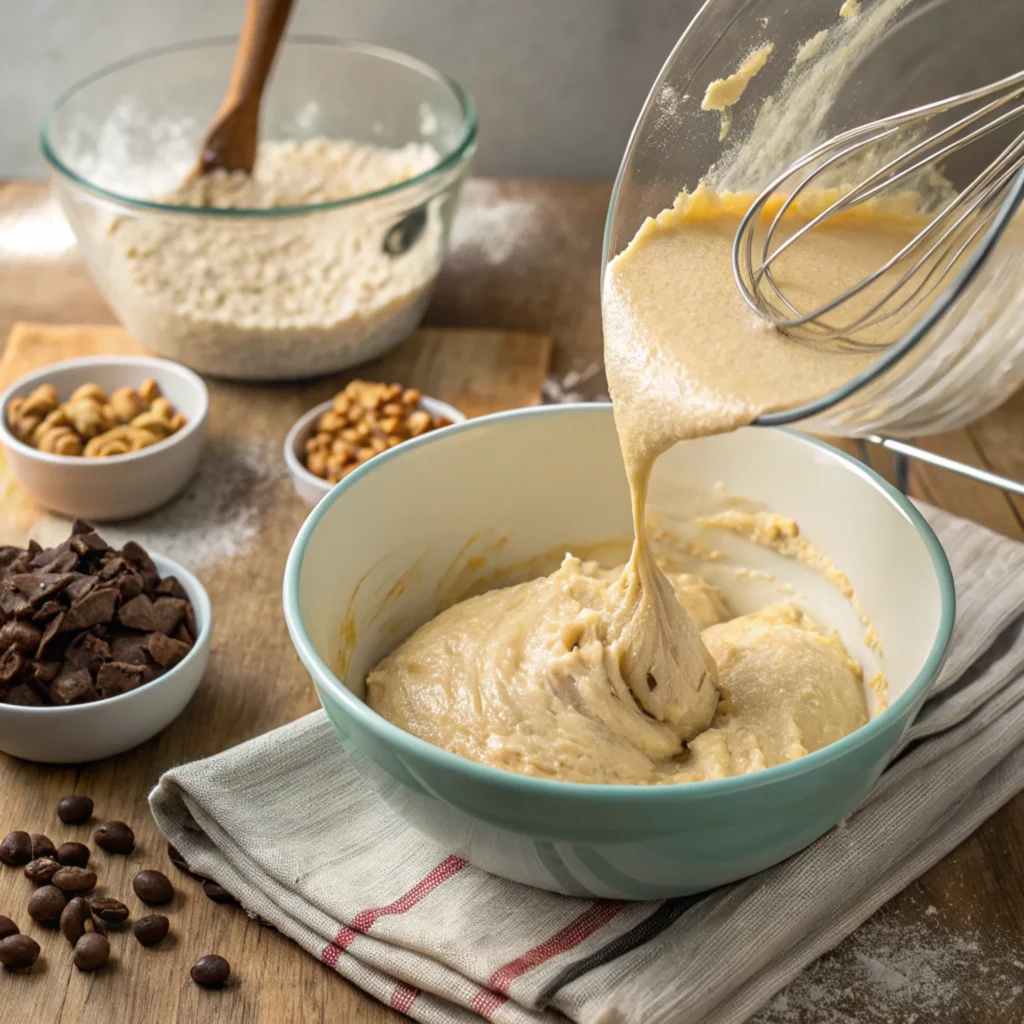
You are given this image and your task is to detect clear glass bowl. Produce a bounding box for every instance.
[41,37,477,381]
[604,0,1024,438]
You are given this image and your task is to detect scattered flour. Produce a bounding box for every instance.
[752,905,1024,1024]
[28,436,282,570]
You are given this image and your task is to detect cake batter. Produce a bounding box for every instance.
[367,189,920,784]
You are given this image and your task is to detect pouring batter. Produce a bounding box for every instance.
[367,189,921,784]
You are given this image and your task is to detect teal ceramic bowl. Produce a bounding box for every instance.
[283,405,954,898]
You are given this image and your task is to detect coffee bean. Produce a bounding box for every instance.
[0,916,18,941]
[52,866,97,893]
[94,820,134,854]
[202,880,237,905]
[57,795,94,825]
[90,897,130,925]
[28,885,66,925]
[24,857,61,884]
[133,869,173,905]
[57,842,90,867]
[0,831,31,866]
[29,834,57,860]
[0,934,40,970]
[133,914,169,947]
[73,932,109,972]
[191,954,230,988]
[167,842,203,878]
[60,897,104,944]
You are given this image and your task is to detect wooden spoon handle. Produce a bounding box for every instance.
[226,0,295,115]
[195,0,295,176]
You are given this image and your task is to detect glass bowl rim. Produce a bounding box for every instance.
[39,34,478,219]
[600,0,1024,428]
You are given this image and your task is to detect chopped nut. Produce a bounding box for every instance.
[168,413,187,432]
[138,379,160,403]
[39,427,84,456]
[69,383,107,406]
[21,384,59,418]
[12,414,43,443]
[302,380,453,479]
[130,411,173,439]
[149,397,173,421]
[109,387,144,423]
[65,400,107,439]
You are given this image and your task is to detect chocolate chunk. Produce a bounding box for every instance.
[0,620,42,654]
[147,632,191,669]
[184,602,197,638]
[0,583,31,618]
[64,574,97,603]
[0,934,39,970]
[36,612,66,659]
[65,632,111,672]
[118,593,157,631]
[36,549,78,575]
[96,661,143,699]
[60,585,119,631]
[134,914,169,946]
[57,794,94,824]
[10,572,76,608]
[151,597,188,635]
[26,660,60,684]
[48,663,98,705]
[0,648,22,684]
[156,575,188,600]
[122,542,160,590]
[3,683,42,706]
[117,570,145,602]
[33,599,66,622]
[109,631,151,666]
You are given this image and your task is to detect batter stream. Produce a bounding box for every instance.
[367,188,921,784]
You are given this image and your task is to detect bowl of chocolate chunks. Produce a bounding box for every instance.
[0,520,211,762]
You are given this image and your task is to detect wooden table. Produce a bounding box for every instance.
[0,179,1021,1023]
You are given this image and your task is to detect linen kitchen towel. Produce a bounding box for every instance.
[150,505,1024,1024]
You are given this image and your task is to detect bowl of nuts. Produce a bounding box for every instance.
[284,379,464,505]
[0,356,208,521]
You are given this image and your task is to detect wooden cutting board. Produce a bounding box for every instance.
[0,321,552,543]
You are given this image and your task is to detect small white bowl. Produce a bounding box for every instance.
[0,552,212,764]
[0,356,209,521]
[284,394,465,506]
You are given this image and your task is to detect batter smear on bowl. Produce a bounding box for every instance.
[367,188,926,784]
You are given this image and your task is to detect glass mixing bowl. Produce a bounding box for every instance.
[41,37,476,381]
[604,0,1024,438]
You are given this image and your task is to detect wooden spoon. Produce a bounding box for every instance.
[187,0,296,181]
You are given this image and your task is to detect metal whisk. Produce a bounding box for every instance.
[733,68,1024,352]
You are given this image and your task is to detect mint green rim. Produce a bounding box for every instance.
[283,404,955,803]
[40,36,478,219]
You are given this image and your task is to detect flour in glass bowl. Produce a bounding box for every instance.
[100,138,444,380]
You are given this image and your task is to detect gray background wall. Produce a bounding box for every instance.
[1,0,704,179]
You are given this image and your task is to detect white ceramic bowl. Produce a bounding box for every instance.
[0,552,212,764]
[285,405,953,898]
[284,394,465,506]
[0,356,209,521]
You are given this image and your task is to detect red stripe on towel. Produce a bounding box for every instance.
[471,988,509,1019]
[488,901,627,994]
[320,854,469,966]
[390,983,420,1014]
[352,854,469,931]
